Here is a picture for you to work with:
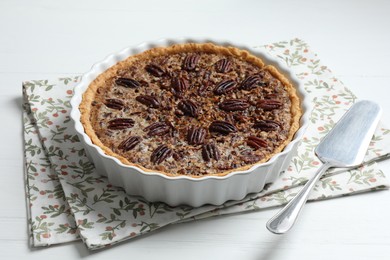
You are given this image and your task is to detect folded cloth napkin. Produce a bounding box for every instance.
[23,38,390,250]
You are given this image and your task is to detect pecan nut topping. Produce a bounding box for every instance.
[213,79,238,95]
[239,74,265,90]
[150,144,173,164]
[209,120,237,135]
[115,77,141,88]
[85,43,299,176]
[253,120,281,131]
[182,54,200,71]
[118,136,142,151]
[107,118,135,130]
[202,143,220,162]
[136,95,160,108]
[187,126,207,145]
[105,99,124,110]
[257,99,283,111]
[219,99,250,111]
[144,122,171,137]
[246,136,267,150]
[145,64,165,77]
[177,99,199,117]
[171,76,189,97]
[215,59,232,73]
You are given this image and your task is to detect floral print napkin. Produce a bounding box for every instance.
[23,39,390,250]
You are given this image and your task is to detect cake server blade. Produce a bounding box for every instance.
[266,100,382,234]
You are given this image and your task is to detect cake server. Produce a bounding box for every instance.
[266,100,382,234]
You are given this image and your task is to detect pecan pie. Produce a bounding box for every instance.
[80,43,301,177]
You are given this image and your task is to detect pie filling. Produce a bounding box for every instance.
[80,43,301,177]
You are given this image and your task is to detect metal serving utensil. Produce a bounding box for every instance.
[266,100,382,234]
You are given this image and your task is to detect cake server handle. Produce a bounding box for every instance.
[266,162,332,234]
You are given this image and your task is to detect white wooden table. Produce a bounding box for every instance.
[1,0,389,259]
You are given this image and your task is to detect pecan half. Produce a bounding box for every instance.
[209,120,237,135]
[177,99,199,117]
[150,144,173,164]
[105,99,124,110]
[187,126,206,145]
[247,136,267,150]
[118,136,142,151]
[239,75,266,90]
[257,99,283,110]
[136,95,160,108]
[253,120,281,131]
[215,59,232,73]
[213,79,238,95]
[219,99,250,111]
[171,77,189,97]
[145,64,165,77]
[144,122,171,137]
[202,143,220,162]
[115,78,141,88]
[107,118,135,130]
[183,54,200,71]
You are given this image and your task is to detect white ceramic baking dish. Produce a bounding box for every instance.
[70,38,311,207]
